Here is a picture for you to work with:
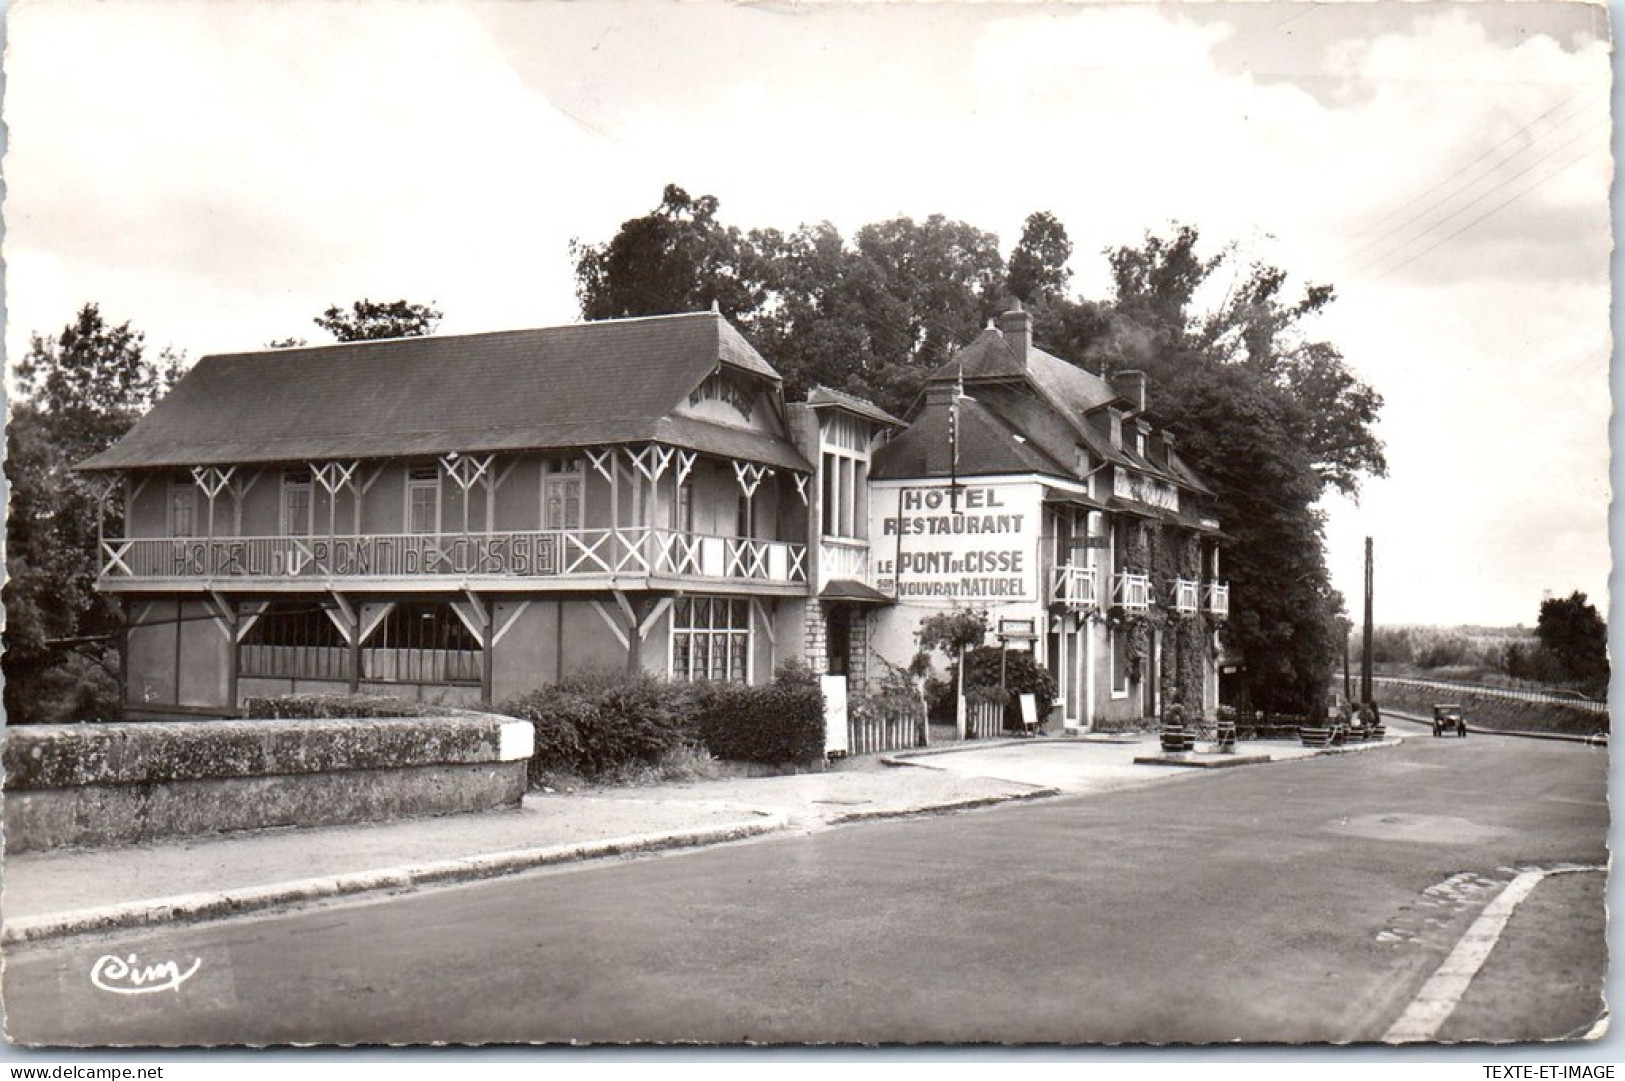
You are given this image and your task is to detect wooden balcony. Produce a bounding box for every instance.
[99,528,808,594]
[1113,571,1152,612]
[1172,578,1201,615]
[817,537,871,590]
[1049,564,1098,610]
[1205,581,1230,618]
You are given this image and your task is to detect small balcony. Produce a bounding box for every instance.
[1172,578,1201,615]
[818,537,872,590]
[1049,564,1098,610]
[1112,571,1152,613]
[1205,581,1230,618]
[99,528,808,592]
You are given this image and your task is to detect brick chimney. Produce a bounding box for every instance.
[925,380,957,473]
[995,303,1031,365]
[1110,369,1147,412]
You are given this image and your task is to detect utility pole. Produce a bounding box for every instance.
[1342,618,1353,703]
[1361,536,1375,706]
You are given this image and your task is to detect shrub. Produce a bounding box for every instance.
[499,668,696,784]
[952,647,1057,729]
[599,743,723,787]
[690,661,825,766]
[243,693,444,719]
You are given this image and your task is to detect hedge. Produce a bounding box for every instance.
[690,662,825,766]
[498,663,826,783]
[500,670,695,783]
[242,693,448,720]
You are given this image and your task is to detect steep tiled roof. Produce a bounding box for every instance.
[871,395,1068,480]
[805,385,904,429]
[79,312,810,473]
[888,322,1219,520]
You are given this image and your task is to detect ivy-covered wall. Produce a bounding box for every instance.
[1114,518,1213,715]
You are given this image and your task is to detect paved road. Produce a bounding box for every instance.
[2,734,1606,1046]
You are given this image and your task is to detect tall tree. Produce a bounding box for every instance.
[1535,591,1609,688]
[5,305,184,722]
[1007,211,1074,304]
[1090,225,1387,709]
[571,184,764,322]
[573,187,1006,416]
[313,299,442,342]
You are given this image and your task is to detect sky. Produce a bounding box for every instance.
[2,0,1614,629]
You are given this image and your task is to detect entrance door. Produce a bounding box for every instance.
[1064,626,1082,724]
[825,605,852,675]
[1143,629,1161,717]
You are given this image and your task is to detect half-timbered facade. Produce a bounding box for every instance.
[82,312,820,716]
[82,306,1227,729]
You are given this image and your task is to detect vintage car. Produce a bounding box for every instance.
[1432,703,1467,738]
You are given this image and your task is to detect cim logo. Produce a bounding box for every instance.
[90,953,201,996]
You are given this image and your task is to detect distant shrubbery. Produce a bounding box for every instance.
[499,663,825,786]
[953,647,1057,730]
[1366,596,1608,699]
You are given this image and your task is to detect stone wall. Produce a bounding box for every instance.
[3,715,533,853]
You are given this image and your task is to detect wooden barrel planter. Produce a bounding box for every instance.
[1160,719,1194,753]
[1215,717,1237,752]
[1299,724,1331,749]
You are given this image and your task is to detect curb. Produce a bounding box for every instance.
[827,786,1063,824]
[1131,753,1273,769]
[1384,709,1606,745]
[880,735,1138,766]
[1308,736,1405,756]
[1,813,789,946]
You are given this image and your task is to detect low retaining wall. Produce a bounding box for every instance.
[3,715,534,853]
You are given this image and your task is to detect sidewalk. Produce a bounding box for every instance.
[1,732,1397,944]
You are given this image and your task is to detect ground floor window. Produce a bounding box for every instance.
[1110,625,1130,697]
[239,602,348,680]
[363,601,481,685]
[670,596,750,682]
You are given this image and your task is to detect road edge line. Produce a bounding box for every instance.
[1382,864,1606,1042]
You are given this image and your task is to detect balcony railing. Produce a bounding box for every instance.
[100,528,807,586]
[1049,564,1098,610]
[818,538,871,588]
[1113,571,1152,612]
[1172,578,1201,615]
[1205,581,1230,618]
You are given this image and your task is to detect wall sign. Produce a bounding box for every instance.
[873,482,1040,604]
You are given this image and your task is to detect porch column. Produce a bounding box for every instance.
[220,598,241,714]
[118,598,131,715]
[481,595,495,707]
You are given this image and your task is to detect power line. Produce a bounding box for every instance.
[1345,92,1597,249]
[1350,117,1610,279]
[1365,137,1606,282]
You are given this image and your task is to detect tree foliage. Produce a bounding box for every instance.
[5,305,184,722]
[1007,211,1074,304]
[1534,591,1609,688]
[1080,225,1386,710]
[571,184,762,322]
[572,187,1006,414]
[313,299,442,342]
